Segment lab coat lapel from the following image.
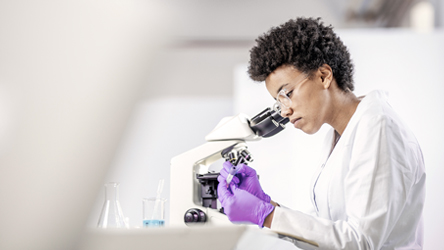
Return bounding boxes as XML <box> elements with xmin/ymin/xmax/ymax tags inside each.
<box><xmin>310</xmin><ymin>127</ymin><xmax>335</xmax><ymax>215</ymax></box>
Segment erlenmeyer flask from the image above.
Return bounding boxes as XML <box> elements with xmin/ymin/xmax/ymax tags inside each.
<box><xmin>97</xmin><ymin>182</ymin><xmax>128</xmax><ymax>228</ymax></box>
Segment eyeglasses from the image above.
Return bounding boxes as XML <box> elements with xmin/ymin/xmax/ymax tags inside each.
<box><xmin>273</xmin><ymin>74</ymin><xmax>309</xmax><ymax>113</ymax></box>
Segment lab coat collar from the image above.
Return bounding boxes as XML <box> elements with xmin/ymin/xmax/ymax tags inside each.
<box><xmin>341</xmin><ymin>89</ymin><xmax>390</xmax><ymax>141</ymax></box>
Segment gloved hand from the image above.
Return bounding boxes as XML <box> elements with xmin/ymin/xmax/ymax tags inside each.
<box><xmin>217</xmin><ymin>177</ymin><xmax>275</xmax><ymax>227</ymax></box>
<box><xmin>219</xmin><ymin>161</ymin><xmax>270</xmax><ymax>203</ymax></box>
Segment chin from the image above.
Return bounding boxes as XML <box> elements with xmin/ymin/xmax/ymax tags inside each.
<box><xmin>300</xmin><ymin>125</ymin><xmax>321</xmax><ymax>135</ymax></box>
<box><xmin>303</xmin><ymin>130</ymin><xmax>317</xmax><ymax>135</ymax></box>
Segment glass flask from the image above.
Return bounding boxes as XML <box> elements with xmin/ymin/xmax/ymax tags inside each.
<box><xmin>97</xmin><ymin>182</ymin><xmax>128</xmax><ymax>229</ymax></box>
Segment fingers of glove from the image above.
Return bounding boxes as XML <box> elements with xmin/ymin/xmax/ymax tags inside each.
<box><xmin>235</xmin><ymin>165</ymin><xmax>259</xmax><ymax>189</ymax></box>
<box><xmin>233</xmin><ymin>165</ymin><xmax>263</xmax><ymax>194</ymax></box>
<box><xmin>217</xmin><ymin>173</ymin><xmax>225</xmax><ymax>183</ymax></box>
<box><xmin>217</xmin><ymin>177</ymin><xmax>232</xmax><ymax>204</ymax></box>
<box><xmin>229</xmin><ymin>180</ymin><xmax>238</xmax><ymax>192</ymax></box>
<box><xmin>217</xmin><ymin>173</ymin><xmax>240</xmax><ymax>187</ymax></box>
<box><xmin>219</xmin><ymin>165</ymin><xmax>229</xmax><ymax>178</ymax></box>
<box><xmin>235</xmin><ymin>163</ymin><xmax>257</xmax><ymax>177</ymax></box>
<box><xmin>219</xmin><ymin>161</ymin><xmax>240</xmax><ymax>184</ymax></box>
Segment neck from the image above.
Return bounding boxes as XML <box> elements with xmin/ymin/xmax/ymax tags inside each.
<box><xmin>326</xmin><ymin>90</ymin><xmax>360</xmax><ymax>136</ymax></box>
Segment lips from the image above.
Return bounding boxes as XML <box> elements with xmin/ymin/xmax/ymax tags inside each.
<box><xmin>291</xmin><ymin>117</ymin><xmax>302</xmax><ymax>127</ymax></box>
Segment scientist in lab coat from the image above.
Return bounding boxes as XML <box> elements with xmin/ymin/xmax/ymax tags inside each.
<box><xmin>217</xmin><ymin>17</ymin><xmax>425</xmax><ymax>249</ymax></box>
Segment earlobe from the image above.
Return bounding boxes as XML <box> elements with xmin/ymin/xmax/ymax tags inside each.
<box><xmin>323</xmin><ymin>78</ymin><xmax>331</xmax><ymax>89</ymax></box>
<box><xmin>319</xmin><ymin>72</ymin><xmax>331</xmax><ymax>89</ymax></box>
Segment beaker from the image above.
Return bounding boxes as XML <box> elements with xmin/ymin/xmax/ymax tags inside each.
<box><xmin>97</xmin><ymin>182</ymin><xmax>128</xmax><ymax>229</ymax></box>
<box><xmin>143</xmin><ymin>197</ymin><xmax>166</xmax><ymax>227</ymax></box>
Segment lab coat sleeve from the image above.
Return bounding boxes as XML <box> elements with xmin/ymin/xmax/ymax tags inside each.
<box><xmin>271</xmin><ymin>114</ymin><xmax>416</xmax><ymax>249</ymax></box>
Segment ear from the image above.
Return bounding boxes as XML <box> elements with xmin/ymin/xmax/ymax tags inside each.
<box><xmin>318</xmin><ymin>64</ymin><xmax>333</xmax><ymax>89</ymax></box>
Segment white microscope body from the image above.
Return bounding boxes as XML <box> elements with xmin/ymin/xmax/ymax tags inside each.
<box><xmin>170</xmin><ymin>108</ymin><xmax>289</xmax><ymax>227</ymax></box>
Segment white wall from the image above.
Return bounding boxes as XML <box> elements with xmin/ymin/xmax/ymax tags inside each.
<box><xmin>235</xmin><ymin>30</ymin><xmax>444</xmax><ymax>249</ymax></box>
<box><xmin>160</xmin><ymin>0</ymin><xmax>340</xmax><ymax>39</ymax></box>
<box><xmin>141</xmin><ymin>0</ymin><xmax>342</xmax><ymax>100</ymax></box>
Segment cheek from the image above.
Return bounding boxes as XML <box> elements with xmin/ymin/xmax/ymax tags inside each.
<box><xmin>297</xmin><ymin>91</ymin><xmax>325</xmax><ymax>133</ymax></box>
<box><xmin>297</xmin><ymin>91</ymin><xmax>321</xmax><ymax>116</ymax></box>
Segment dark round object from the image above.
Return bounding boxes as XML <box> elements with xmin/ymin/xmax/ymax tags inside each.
<box><xmin>184</xmin><ymin>208</ymin><xmax>207</xmax><ymax>225</ymax></box>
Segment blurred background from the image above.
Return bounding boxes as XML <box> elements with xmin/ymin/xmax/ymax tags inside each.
<box><xmin>0</xmin><ymin>0</ymin><xmax>443</xmax><ymax>249</ymax></box>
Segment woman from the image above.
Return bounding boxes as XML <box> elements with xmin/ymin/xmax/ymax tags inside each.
<box><xmin>217</xmin><ymin>17</ymin><xmax>425</xmax><ymax>249</ymax></box>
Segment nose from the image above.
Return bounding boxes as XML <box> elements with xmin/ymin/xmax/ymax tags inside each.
<box><xmin>280</xmin><ymin>107</ymin><xmax>293</xmax><ymax>118</ymax></box>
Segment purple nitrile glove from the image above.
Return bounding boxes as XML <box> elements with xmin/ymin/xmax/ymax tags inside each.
<box><xmin>219</xmin><ymin>161</ymin><xmax>271</xmax><ymax>203</ymax></box>
<box><xmin>217</xmin><ymin>177</ymin><xmax>275</xmax><ymax>227</ymax></box>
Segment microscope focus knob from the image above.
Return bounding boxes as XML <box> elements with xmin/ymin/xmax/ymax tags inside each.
<box><xmin>184</xmin><ymin>208</ymin><xmax>207</xmax><ymax>225</ymax></box>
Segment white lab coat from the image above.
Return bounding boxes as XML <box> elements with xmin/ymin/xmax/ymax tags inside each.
<box><xmin>270</xmin><ymin>90</ymin><xmax>426</xmax><ymax>250</ymax></box>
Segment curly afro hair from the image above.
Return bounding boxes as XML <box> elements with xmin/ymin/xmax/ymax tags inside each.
<box><xmin>248</xmin><ymin>17</ymin><xmax>354</xmax><ymax>91</ymax></box>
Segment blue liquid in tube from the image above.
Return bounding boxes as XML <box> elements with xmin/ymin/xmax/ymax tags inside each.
<box><xmin>143</xmin><ymin>219</ymin><xmax>165</xmax><ymax>227</ymax></box>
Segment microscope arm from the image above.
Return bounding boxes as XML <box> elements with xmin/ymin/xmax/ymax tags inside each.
<box><xmin>170</xmin><ymin>108</ymin><xmax>289</xmax><ymax>226</ymax></box>
<box><xmin>170</xmin><ymin>140</ymin><xmax>245</xmax><ymax>226</ymax></box>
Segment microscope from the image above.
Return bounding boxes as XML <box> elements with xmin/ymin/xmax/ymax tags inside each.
<box><xmin>170</xmin><ymin>107</ymin><xmax>289</xmax><ymax>227</ymax></box>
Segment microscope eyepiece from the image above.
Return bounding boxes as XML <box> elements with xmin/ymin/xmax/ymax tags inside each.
<box><xmin>249</xmin><ymin>107</ymin><xmax>289</xmax><ymax>138</ymax></box>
